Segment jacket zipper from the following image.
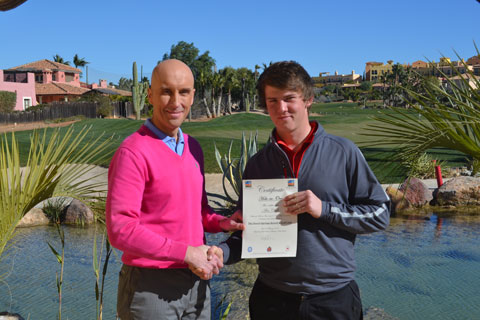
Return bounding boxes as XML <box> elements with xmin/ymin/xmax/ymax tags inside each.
<box><xmin>272</xmin><ymin>138</ymin><xmax>295</xmax><ymax>178</ymax></box>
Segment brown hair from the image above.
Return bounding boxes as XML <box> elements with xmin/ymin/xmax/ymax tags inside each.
<box><xmin>256</xmin><ymin>61</ymin><xmax>314</xmax><ymax>109</ymax></box>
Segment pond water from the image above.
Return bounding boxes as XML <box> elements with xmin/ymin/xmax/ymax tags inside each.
<box><xmin>0</xmin><ymin>213</ymin><xmax>479</xmax><ymax>319</ymax></box>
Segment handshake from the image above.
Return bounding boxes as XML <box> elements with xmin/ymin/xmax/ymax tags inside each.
<box><xmin>184</xmin><ymin>245</ymin><xmax>224</xmax><ymax>280</ymax></box>
<box><xmin>184</xmin><ymin>210</ymin><xmax>244</xmax><ymax>280</ymax></box>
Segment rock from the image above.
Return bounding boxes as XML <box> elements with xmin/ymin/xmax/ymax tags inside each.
<box><xmin>364</xmin><ymin>307</ymin><xmax>398</xmax><ymax>320</ymax></box>
<box><xmin>435</xmin><ymin>176</ymin><xmax>480</xmax><ymax>207</ymax></box>
<box><xmin>0</xmin><ymin>312</ymin><xmax>25</xmax><ymax>320</ymax></box>
<box><xmin>16</xmin><ymin>208</ymin><xmax>50</xmax><ymax>227</ymax></box>
<box><xmin>64</xmin><ymin>199</ymin><xmax>94</xmax><ymax>224</ymax></box>
<box><xmin>399</xmin><ymin>177</ymin><xmax>433</xmax><ymax>207</ymax></box>
<box><xmin>386</xmin><ymin>186</ymin><xmax>410</xmax><ymax>213</ymax></box>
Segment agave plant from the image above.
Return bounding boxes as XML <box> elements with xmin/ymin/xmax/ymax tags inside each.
<box><xmin>361</xmin><ymin>47</ymin><xmax>480</xmax><ymax>170</ymax></box>
<box><xmin>214</xmin><ymin>131</ymin><xmax>258</xmax><ymax>205</ymax></box>
<box><xmin>0</xmin><ymin>125</ymin><xmax>113</xmax><ymax>265</ymax></box>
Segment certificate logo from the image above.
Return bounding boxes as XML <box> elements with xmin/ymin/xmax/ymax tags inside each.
<box><xmin>286</xmin><ymin>246</ymin><xmax>290</xmax><ymax>252</ymax></box>
<box><xmin>288</xmin><ymin>179</ymin><xmax>295</xmax><ymax>187</ymax></box>
<box><xmin>245</xmin><ymin>181</ymin><xmax>252</xmax><ymax>188</ymax></box>
<box><xmin>267</xmin><ymin>246</ymin><xmax>272</xmax><ymax>252</ymax></box>
<box><xmin>248</xmin><ymin>247</ymin><xmax>253</xmax><ymax>252</ymax></box>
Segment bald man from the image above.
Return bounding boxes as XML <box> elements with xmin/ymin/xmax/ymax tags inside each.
<box><xmin>106</xmin><ymin>59</ymin><xmax>243</xmax><ymax>320</ymax></box>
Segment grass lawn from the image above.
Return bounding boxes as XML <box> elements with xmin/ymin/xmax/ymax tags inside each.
<box><xmin>4</xmin><ymin>103</ymin><xmax>470</xmax><ymax>184</ymax></box>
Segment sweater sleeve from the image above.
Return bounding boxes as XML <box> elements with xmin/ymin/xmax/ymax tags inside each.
<box><xmin>106</xmin><ymin>148</ymin><xmax>187</xmax><ymax>263</ymax></box>
<box><xmin>201</xmin><ymin>189</ymin><xmax>224</xmax><ymax>233</ymax></box>
<box><xmin>320</xmin><ymin>145</ymin><xmax>390</xmax><ymax>234</ymax></box>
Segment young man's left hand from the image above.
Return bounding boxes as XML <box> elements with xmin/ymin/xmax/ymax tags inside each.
<box><xmin>283</xmin><ymin>190</ymin><xmax>323</xmax><ymax>218</ymax></box>
<box><xmin>219</xmin><ymin>210</ymin><xmax>245</xmax><ymax>231</ymax></box>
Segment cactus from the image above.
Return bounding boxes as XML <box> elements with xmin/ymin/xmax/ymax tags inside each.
<box><xmin>132</xmin><ymin>62</ymin><xmax>149</xmax><ymax>120</ymax></box>
<box><xmin>214</xmin><ymin>131</ymin><xmax>258</xmax><ymax>205</ymax></box>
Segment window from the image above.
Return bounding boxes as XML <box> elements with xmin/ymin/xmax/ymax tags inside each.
<box><xmin>3</xmin><ymin>72</ymin><xmax>27</xmax><ymax>83</ymax></box>
<box><xmin>52</xmin><ymin>74</ymin><xmax>57</xmax><ymax>81</ymax></box>
<box><xmin>35</xmin><ymin>74</ymin><xmax>44</xmax><ymax>83</ymax></box>
<box><xmin>65</xmin><ymin>73</ymin><xmax>74</xmax><ymax>82</ymax></box>
<box><xmin>23</xmin><ymin>97</ymin><xmax>32</xmax><ymax>110</ymax></box>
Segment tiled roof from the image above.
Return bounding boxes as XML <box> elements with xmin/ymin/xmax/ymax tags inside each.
<box><xmin>466</xmin><ymin>56</ymin><xmax>480</xmax><ymax>66</ymax></box>
<box><xmin>9</xmin><ymin>59</ymin><xmax>81</xmax><ymax>73</ymax></box>
<box><xmin>106</xmin><ymin>87</ymin><xmax>132</xmax><ymax>96</ymax></box>
<box><xmin>35</xmin><ymin>82</ymin><xmax>91</xmax><ymax>95</ymax></box>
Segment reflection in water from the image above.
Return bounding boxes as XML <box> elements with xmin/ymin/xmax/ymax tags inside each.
<box><xmin>0</xmin><ymin>214</ymin><xmax>479</xmax><ymax>319</ymax></box>
<box><xmin>356</xmin><ymin>213</ymin><xmax>480</xmax><ymax>320</ymax></box>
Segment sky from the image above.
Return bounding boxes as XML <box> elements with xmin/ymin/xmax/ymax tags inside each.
<box><xmin>1</xmin><ymin>0</ymin><xmax>479</xmax><ymax>85</ymax></box>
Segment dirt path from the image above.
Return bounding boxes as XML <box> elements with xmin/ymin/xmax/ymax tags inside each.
<box><xmin>0</xmin><ymin>120</ymin><xmax>79</xmax><ymax>133</ymax></box>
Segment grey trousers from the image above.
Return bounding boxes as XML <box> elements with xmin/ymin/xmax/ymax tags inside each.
<box><xmin>117</xmin><ymin>264</ymin><xmax>211</xmax><ymax>320</ymax></box>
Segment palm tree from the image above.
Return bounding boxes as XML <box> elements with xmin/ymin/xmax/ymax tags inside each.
<box><xmin>0</xmin><ymin>126</ymin><xmax>113</xmax><ymax>266</ymax></box>
<box><xmin>198</xmin><ymin>69</ymin><xmax>213</xmax><ymax>118</ymax></box>
<box><xmin>53</xmin><ymin>54</ymin><xmax>70</xmax><ymax>66</ymax></box>
<box><xmin>221</xmin><ymin>67</ymin><xmax>240</xmax><ymax>115</ymax></box>
<box><xmin>211</xmin><ymin>72</ymin><xmax>225</xmax><ymax>117</ymax></box>
<box><xmin>361</xmin><ymin>50</ymin><xmax>480</xmax><ymax>174</ymax></box>
<box><xmin>73</xmin><ymin>54</ymin><xmax>89</xmax><ymax>69</ymax></box>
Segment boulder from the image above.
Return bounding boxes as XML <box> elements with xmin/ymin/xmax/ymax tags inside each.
<box><xmin>399</xmin><ymin>177</ymin><xmax>433</xmax><ymax>206</ymax></box>
<box><xmin>435</xmin><ymin>176</ymin><xmax>480</xmax><ymax>207</ymax></box>
<box><xmin>64</xmin><ymin>199</ymin><xmax>94</xmax><ymax>224</ymax></box>
<box><xmin>386</xmin><ymin>186</ymin><xmax>410</xmax><ymax>213</ymax></box>
<box><xmin>16</xmin><ymin>208</ymin><xmax>50</xmax><ymax>227</ymax></box>
<box><xmin>0</xmin><ymin>312</ymin><xmax>25</xmax><ymax>320</ymax></box>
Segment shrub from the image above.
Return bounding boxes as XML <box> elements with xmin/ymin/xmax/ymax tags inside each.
<box><xmin>25</xmin><ymin>103</ymin><xmax>49</xmax><ymax>112</ymax></box>
<box><xmin>79</xmin><ymin>93</ymin><xmax>113</xmax><ymax>118</ymax></box>
<box><xmin>43</xmin><ymin>197</ymin><xmax>67</xmax><ymax>223</ymax></box>
<box><xmin>402</xmin><ymin>153</ymin><xmax>443</xmax><ymax>179</ymax></box>
<box><xmin>214</xmin><ymin>131</ymin><xmax>258</xmax><ymax>206</ymax></box>
<box><xmin>0</xmin><ymin>91</ymin><xmax>16</xmax><ymax>113</ymax></box>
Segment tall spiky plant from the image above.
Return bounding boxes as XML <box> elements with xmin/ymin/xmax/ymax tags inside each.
<box><xmin>360</xmin><ymin>46</ymin><xmax>480</xmax><ymax>170</ymax></box>
<box><xmin>214</xmin><ymin>131</ymin><xmax>258</xmax><ymax>205</ymax></box>
<box><xmin>0</xmin><ymin>125</ymin><xmax>113</xmax><ymax>265</ymax></box>
<box><xmin>93</xmin><ymin>228</ymin><xmax>112</xmax><ymax>320</ymax></box>
<box><xmin>132</xmin><ymin>62</ymin><xmax>149</xmax><ymax>120</ymax></box>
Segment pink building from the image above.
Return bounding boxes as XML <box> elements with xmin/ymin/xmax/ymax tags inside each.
<box><xmin>6</xmin><ymin>59</ymin><xmax>89</xmax><ymax>103</ymax></box>
<box><xmin>0</xmin><ymin>69</ymin><xmax>37</xmax><ymax>111</ymax></box>
<box><xmin>1</xmin><ymin>59</ymin><xmax>131</xmax><ymax>110</ymax></box>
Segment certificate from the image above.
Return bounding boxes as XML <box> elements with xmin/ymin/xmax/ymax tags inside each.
<box><xmin>241</xmin><ymin>178</ymin><xmax>298</xmax><ymax>259</ymax></box>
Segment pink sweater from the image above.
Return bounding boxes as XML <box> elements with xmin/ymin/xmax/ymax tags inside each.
<box><xmin>106</xmin><ymin>125</ymin><xmax>224</xmax><ymax>269</ymax></box>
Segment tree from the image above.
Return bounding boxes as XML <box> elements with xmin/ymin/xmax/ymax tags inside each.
<box><xmin>0</xmin><ymin>91</ymin><xmax>16</xmax><ymax>113</ymax></box>
<box><xmin>73</xmin><ymin>54</ymin><xmax>89</xmax><ymax>69</ymax></box>
<box><xmin>162</xmin><ymin>41</ymin><xmax>199</xmax><ymax>68</ymax></box>
<box><xmin>162</xmin><ymin>41</ymin><xmax>216</xmax><ymax>118</ymax></box>
<box><xmin>220</xmin><ymin>67</ymin><xmax>240</xmax><ymax>114</ymax></box>
<box><xmin>0</xmin><ymin>126</ymin><xmax>113</xmax><ymax>267</ymax></box>
<box><xmin>73</xmin><ymin>54</ymin><xmax>89</xmax><ymax>79</ymax></box>
<box><xmin>162</xmin><ymin>41</ymin><xmax>215</xmax><ymax>82</ymax></box>
<box><xmin>210</xmin><ymin>72</ymin><xmax>225</xmax><ymax>117</ymax></box>
<box><xmin>236</xmin><ymin>67</ymin><xmax>255</xmax><ymax>111</ymax></box>
<box><xmin>197</xmin><ymin>69</ymin><xmax>213</xmax><ymax>118</ymax></box>
<box><xmin>360</xmin><ymin>81</ymin><xmax>372</xmax><ymax>92</ymax></box>
<box><xmin>53</xmin><ymin>54</ymin><xmax>70</xmax><ymax>66</ymax></box>
<box><xmin>362</xmin><ymin>50</ymin><xmax>480</xmax><ymax>175</ymax></box>
<box><xmin>116</xmin><ymin>77</ymin><xmax>133</xmax><ymax>91</ymax></box>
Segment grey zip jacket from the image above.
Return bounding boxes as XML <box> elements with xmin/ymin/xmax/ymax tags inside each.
<box><xmin>219</xmin><ymin>121</ymin><xmax>390</xmax><ymax>295</ymax></box>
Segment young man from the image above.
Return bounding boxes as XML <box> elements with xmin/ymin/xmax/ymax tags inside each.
<box><xmin>106</xmin><ymin>59</ymin><xmax>243</xmax><ymax>320</ymax></box>
<box><xmin>217</xmin><ymin>61</ymin><xmax>390</xmax><ymax>320</ymax></box>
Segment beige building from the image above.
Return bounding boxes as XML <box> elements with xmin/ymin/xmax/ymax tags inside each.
<box><xmin>365</xmin><ymin>61</ymin><xmax>394</xmax><ymax>81</ymax></box>
<box><xmin>312</xmin><ymin>70</ymin><xmax>361</xmax><ymax>87</ymax></box>
<box><xmin>411</xmin><ymin>57</ymin><xmax>473</xmax><ymax>78</ymax></box>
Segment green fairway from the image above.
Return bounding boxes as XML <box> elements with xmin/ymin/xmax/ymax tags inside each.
<box><xmin>4</xmin><ymin>106</ymin><xmax>470</xmax><ymax>183</ymax></box>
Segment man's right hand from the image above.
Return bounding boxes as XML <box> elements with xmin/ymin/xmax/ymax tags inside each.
<box><xmin>184</xmin><ymin>245</ymin><xmax>223</xmax><ymax>280</ymax></box>
<box><xmin>206</xmin><ymin>245</ymin><xmax>223</xmax><ymax>265</ymax></box>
